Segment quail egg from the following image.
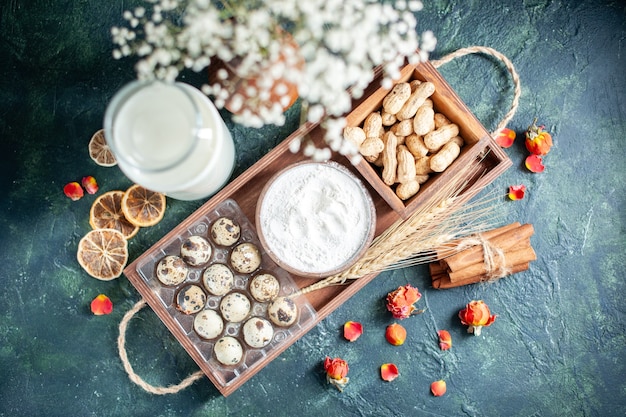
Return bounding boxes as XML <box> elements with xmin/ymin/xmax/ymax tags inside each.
<box><xmin>180</xmin><ymin>235</ymin><xmax>212</xmax><ymax>267</ymax></box>
<box><xmin>156</xmin><ymin>255</ymin><xmax>188</xmax><ymax>286</ymax></box>
<box><xmin>230</xmin><ymin>242</ymin><xmax>261</xmax><ymax>274</ymax></box>
<box><xmin>210</xmin><ymin>217</ymin><xmax>241</xmax><ymax>247</ymax></box>
<box><xmin>219</xmin><ymin>292</ymin><xmax>251</xmax><ymax>323</ymax></box>
<box><xmin>202</xmin><ymin>263</ymin><xmax>234</xmax><ymax>296</ymax></box>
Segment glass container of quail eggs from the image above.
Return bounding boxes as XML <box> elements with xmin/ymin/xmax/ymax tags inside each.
<box><xmin>135</xmin><ymin>199</ymin><xmax>317</xmax><ymax>387</ymax></box>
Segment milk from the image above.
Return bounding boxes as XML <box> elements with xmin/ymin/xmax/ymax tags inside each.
<box><xmin>104</xmin><ymin>81</ymin><xmax>235</xmax><ymax>200</ymax></box>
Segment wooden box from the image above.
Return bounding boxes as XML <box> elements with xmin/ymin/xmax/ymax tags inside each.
<box><xmin>123</xmin><ymin>60</ymin><xmax>511</xmax><ymax>396</ymax></box>
<box><xmin>346</xmin><ymin>61</ymin><xmax>511</xmax><ymax>219</ymax></box>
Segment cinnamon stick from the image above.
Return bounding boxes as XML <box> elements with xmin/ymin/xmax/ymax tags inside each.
<box><xmin>432</xmin><ymin>262</ymin><xmax>530</xmax><ymax>289</ymax></box>
<box><xmin>435</xmin><ymin>222</ymin><xmax>521</xmax><ymax>260</ymax></box>
<box><xmin>443</xmin><ymin>223</ymin><xmax>535</xmax><ymax>273</ymax></box>
<box><xmin>448</xmin><ymin>245</ymin><xmax>536</xmax><ymax>282</ymax></box>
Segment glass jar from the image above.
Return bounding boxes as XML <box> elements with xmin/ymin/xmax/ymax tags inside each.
<box><xmin>104</xmin><ymin>81</ymin><xmax>235</xmax><ymax>200</ymax></box>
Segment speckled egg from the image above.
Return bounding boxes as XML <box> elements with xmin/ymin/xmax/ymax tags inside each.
<box><xmin>202</xmin><ymin>263</ymin><xmax>234</xmax><ymax>296</ymax></box>
<box><xmin>219</xmin><ymin>292</ymin><xmax>251</xmax><ymax>323</ymax></box>
<box><xmin>176</xmin><ymin>284</ymin><xmax>206</xmax><ymax>315</ymax></box>
<box><xmin>230</xmin><ymin>242</ymin><xmax>262</xmax><ymax>274</ymax></box>
<box><xmin>249</xmin><ymin>273</ymin><xmax>280</xmax><ymax>302</ymax></box>
<box><xmin>267</xmin><ymin>296</ymin><xmax>298</xmax><ymax>327</ymax></box>
<box><xmin>180</xmin><ymin>235</ymin><xmax>212</xmax><ymax>267</ymax></box>
<box><xmin>242</xmin><ymin>317</ymin><xmax>274</xmax><ymax>348</ymax></box>
<box><xmin>214</xmin><ymin>336</ymin><xmax>243</xmax><ymax>366</ymax></box>
<box><xmin>155</xmin><ymin>255</ymin><xmax>188</xmax><ymax>286</ymax></box>
<box><xmin>210</xmin><ymin>217</ymin><xmax>241</xmax><ymax>247</ymax></box>
<box><xmin>193</xmin><ymin>309</ymin><xmax>224</xmax><ymax>339</ymax></box>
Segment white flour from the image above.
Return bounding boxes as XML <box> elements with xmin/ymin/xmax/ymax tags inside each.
<box><xmin>258</xmin><ymin>162</ymin><xmax>374</xmax><ymax>275</ymax></box>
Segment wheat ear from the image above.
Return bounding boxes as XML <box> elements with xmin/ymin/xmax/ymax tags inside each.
<box><xmin>293</xmin><ymin>159</ymin><xmax>503</xmax><ymax>297</ymax></box>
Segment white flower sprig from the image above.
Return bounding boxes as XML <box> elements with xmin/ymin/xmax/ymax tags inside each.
<box><xmin>111</xmin><ymin>0</ymin><xmax>436</xmax><ymax>161</ymax></box>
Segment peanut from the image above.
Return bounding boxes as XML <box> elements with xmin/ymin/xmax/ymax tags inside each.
<box><xmin>450</xmin><ymin>135</ymin><xmax>464</xmax><ymax>147</ymax></box>
<box><xmin>413</xmin><ymin>105</ymin><xmax>436</xmax><ymax>136</ymax></box>
<box><xmin>424</xmin><ymin>123</ymin><xmax>460</xmax><ymax>152</ymax></box>
<box><xmin>434</xmin><ymin>113</ymin><xmax>451</xmax><ymax>129</ymax></box>
<box><xmin>359</xmin><ymin>137</ymin><xmax>384</xmax><ymax>157</ymax></box>
<box><xmin>415</xmin><ymin>156</ymin><xmax>433</xmax><ymax>175</ymax></box>
<box><xmin>396</xmin><ymin>145</ymin><xmax>417</xmax><ymax>184</ymax></box>
<box><xmin>366</xmin><ymin>153</ymin><xmax>384</xmax><ymax>167</ymax></box>
<box><xmin>405</xmin><ymin>134</ymin><xmax>429</xmax><ymax>158</ymax></box>
<box><xmin>391</xmin><ymin>119</ymin><xmax>414</xmax><ymax>137</ymax></box>
<box><xmin>396</xmin><ymin>81</ymin><xmax>436</xmax><ymax>120</ymax></box>
<box><xmin>382</xmin><ymin>83</ymin><xmax>411</xmax><ymax>115</ymax></box>
<box><xmin>430</xmin><ymin>141</ymin><xmax>461</xmax><ymax>172</ymax></box>
<box><xmin>343</xmin><ymin>126</ymin><xmax>366</xmax><ymax>147</ymax></box>
<box><xmin>409</xmin><ymin>80</ymin><xmax>422</xmax><ymax>91</ymax></box>
<box><xmin>381</xmin><ymin>131</ymin><xmax>398</xmax><ymax>186</ymax></box>
<box><xmin>396</xmin><ymin>179</ymin><xmax>420</xmax><ymax>200</ymax></box>
<box><xmin>381</xmin><ymin>111</ymin><xmax>397</xmax><ymax>126</ymax></box>
<box><xmin>416</xmin><ymin>174</ymin><xmax>430</xmax><ymax>184</ymax></box>
<box><xmin>363</xmin><ymin>112</ymin><xmax>383</xmax><ymax>139</ymax></box>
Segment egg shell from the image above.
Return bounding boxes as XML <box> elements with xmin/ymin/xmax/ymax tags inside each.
<box><xmin>267</xmin><ymin>296</ymin><xmax>298</xmax><ymax>327</ymax></box>
<box><xmin>242</xmin><ymin>317</ymin><xmax>274</xmax><ymax>348</ymax></box>
<box><xmin>181</xmin><ymin>235</ymin><xmax>212</xmax><ymax>267</ymax></box>
<box><xmin>214</xmin><ymin>336</ymin><xmax>243</xmax><ymax>366</ymax></box>
<box><xmin>230</xmin><ymin>242</ymin><xmax>262</xmax><ymax>274</ymax></box>
<box><xmin>219</xmin><ymin>292</ymin><xmax>251</xmax><ymax>323</ymax></box>
<box><xmin>202</xmin><ymin>263</ymin><xmax>235</xmax><ymax>296</ymax></box>
<box><xmin>176</xmin><ymin>284</ymin><xmax>206</xmax><ymax>315</ymax></box>
<box><xmin>249</xmin><ymin>273</ymin><xmax>280</xmax><ymax>302</ymax></box>
<box><xmin>193</xmin><ymin>309</ymin><xmax>224</xmax><ymax>339</ymax></box>
<box><xmin>156</xmin><ymin>255</ymin><xmax>188</xmax><ymax>286</ymax></box>
<box><xmin>210</xmin><ymin>217</ymin><xmax>241</xmax><ymax>247</ymax></box>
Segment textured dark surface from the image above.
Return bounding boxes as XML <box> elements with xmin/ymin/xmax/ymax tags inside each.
<box><xmin>1</xmin><ymin>1</ymin><xmax>625</xmax><ymax>416</ymax></box>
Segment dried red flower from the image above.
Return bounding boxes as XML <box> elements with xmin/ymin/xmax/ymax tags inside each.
<box><xmin>385</xmin><ymin>323</ymin><xmax>407</xmax><ymax>346</ymax></box>
<box><xmin>508</xmin><ymin>184</ymin><xmax>526</xmax><ymax>200</ymax></box>
<box><xmin>324</xmin><ymin>356</ymin><xmax>349</xmax><ymax>392</ymax></box>
<box><xmin>81</xmin><ymin>176</ymin><xmax>99</xmax><ymax>194</ymax></box>
<box><xmin>386</xmin><ymin>284</ymin><xmax>422</xmax><ymax>319</ymax></box>
<box><xmin>458</xmin><ymin>300</ymin><xmax>497</xmax><ymax>336</ymax></box>
<box><xmin>380</xmin><ymin>363</ymin><xmax>400</xmax><ymax>382</ymax></box>
<box><xmin>90</xmin><ymin>294</ymin><xmax>113</xmax><ymax>315</ymax></box>
<box><xmin>525</xmin><ymin>118</ymin><xmax>553</xmax><ymax>155</ymax></box>
<box><xmin>64</xmin><ymin>182</ymin><xmax>84</xmax><ymax>201</ymax></box>
<box><xmin>430</xmin><ymin>380</ymin><xmax>447</xmax><ymax>396</ymax></box>
<box><xmin>343</xmin><ymin>321</ymin><xmax>363</xmax><ymax>342</ymax></box>
<box><xmin>525</xmin><ymin>154</ymin><xmax>545</xmax><ymax>173</ymax></box>
<box><xmin>438</xmin><ymin>330</ymin><xmax>452</xmax><ymax>350</ymax></box>
<box><xmin>495</xmin><ymin>127</ymin><xmax>516</xmax><ymax>148</ymax></box>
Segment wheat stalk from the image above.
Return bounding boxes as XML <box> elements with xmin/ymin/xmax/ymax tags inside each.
<box><xmin>293</xmin><ymin>159</ymin><xmax>505</xmax><ymax>297</ymax></box>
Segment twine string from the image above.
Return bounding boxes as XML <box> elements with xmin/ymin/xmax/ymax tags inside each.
<box><xmin>431</xmin><ymin>45</ymin><xmax>521</xmax><ymax>137</ymax></box>
<box><xmin>117</xmin><ymin>299</ymin><xmax>204</xmax><ymax>395</ymax></box>
<box><xmin>117</xmin><ymin>45</ymin><xmax>521</xmax><ymax>395</ymax></box>
<box><xmin>448</xmin><ymin>233</ymin><xmax>511</xmax><ymax>280</ymax></box>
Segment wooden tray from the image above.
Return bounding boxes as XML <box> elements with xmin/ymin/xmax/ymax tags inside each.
<box><xmin>123</xmin><ymin>60</ymin><xmax>512</xmax><ymax>396</ymax></box>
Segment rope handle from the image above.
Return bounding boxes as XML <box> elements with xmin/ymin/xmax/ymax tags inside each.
<box><xmin>117</xmin><ymin>299</ymin><xmax>204</xmax><ymax>395</ymax></box>
<box><xmin>117</xmin><ymin>46</ymin><xmax>521</xmax><ymax>396</ymax></box>
<box><xmin>431</xmin><ymin>45</ymin><xmax>521</xmax><ymax>137</ymax></box>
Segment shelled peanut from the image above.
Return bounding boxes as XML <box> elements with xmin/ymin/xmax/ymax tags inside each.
<box><xmin>344</xmin><ymin>80</ymin><xmax>465</xmax><ymax>201</ymax></box>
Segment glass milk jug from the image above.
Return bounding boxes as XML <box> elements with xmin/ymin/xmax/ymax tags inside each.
<box><xmin>104</xmin><ymin>81</ymin><xmax>235</xmax><ymax>200</ymax></box>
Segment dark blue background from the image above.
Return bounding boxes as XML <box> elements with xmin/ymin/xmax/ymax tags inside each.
<box><xmin>1</xmin><ymin>1</ymin><xmax>624</xmax><ymax>416</ymax></box>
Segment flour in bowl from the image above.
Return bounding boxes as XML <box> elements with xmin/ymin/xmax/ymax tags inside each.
<box><xmin>257</xmin><ymin>162</ymin><xmax>375</xmax><ymax>276</ymax></box>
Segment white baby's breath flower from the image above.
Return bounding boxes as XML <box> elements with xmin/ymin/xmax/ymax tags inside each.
<box><xmin>111</xmin><ymin>0</ymin><xmax>434</xmax><ymax>160</ymax></box>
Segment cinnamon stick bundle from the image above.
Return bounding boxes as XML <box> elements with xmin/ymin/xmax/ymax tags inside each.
<box><xmin>431</xmin><ymin>222</ymin><xmax>536</xmax><ymax>289</ymax></box>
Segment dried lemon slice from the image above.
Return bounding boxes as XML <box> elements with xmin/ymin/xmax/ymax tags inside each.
<box><xmin>88</xmin><ymin>129</ymin><xmax>117</xmax><ymax>167</ymax></box>
<box><xmin>77</xmin><ymin>228</ymin><xmax>128</xmax><ymax>280</ymax></box>
<box><xmin>90</xmin><ymin>190</ymin><xmax>140</xmax><ymax>239</ymax></box>
<box><xmin>121</xmin><ymin>184</ymin><xmax>166</xmax><ymax>227</ymax></box>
